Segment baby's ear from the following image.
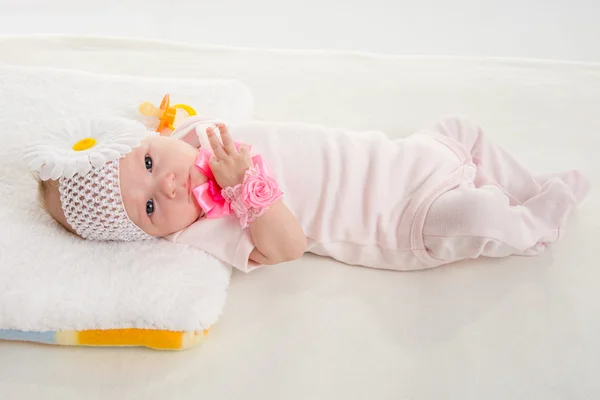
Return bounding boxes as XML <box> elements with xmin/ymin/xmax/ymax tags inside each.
<box><xmin>41</xmin><ymin>180</ymin><xmax>77</xmax><ymax>235</ymax></box>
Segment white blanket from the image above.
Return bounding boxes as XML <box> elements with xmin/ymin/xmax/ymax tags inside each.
<box><xmin>0</xmin><ymin>36</ymin><xmax>599</xmax><ymax>399</ymax></box>
<box><xmin>0</xmin><ymin>65</ymin><xmax>254</xmax><ymax>332</ymax></box>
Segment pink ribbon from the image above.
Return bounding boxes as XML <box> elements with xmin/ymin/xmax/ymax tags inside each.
<box><xmin>192</xmin><ymin>143</ymin><xmax>269</xmax><ymax>219</ymax></box>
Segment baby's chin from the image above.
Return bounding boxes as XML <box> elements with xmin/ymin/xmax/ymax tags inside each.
<box><xmin>150</xmin><ymin>207</ymin><xmax>203</xmax><ymax>238</ymax></box>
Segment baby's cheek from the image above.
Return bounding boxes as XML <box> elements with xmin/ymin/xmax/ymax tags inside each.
<box><xmin>164</xmin><ymin>202</ymin><xmax>199</xmax><ymax>233</ymax></box>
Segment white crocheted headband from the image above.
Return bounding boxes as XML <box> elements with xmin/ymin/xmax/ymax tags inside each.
<box><xmin>25</xmin><ymin>118</ymin><xmax>158</xmax><ymax>241</ymax></box>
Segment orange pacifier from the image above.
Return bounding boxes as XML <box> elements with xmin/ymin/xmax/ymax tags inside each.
<box><xmin>139</xmin><ymin>94</ymin><xmax>196</xmax><ymax>132</ymax></box>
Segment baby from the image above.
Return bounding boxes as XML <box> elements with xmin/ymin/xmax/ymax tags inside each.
<box><xmin>30</xmin><ymin>115</ymin><xmax>589</xmax><ymax>273</ymax></box>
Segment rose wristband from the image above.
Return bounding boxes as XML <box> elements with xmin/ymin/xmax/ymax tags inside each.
<box><xmin>221</xmin><ymin>167</ymin><xmax>283</xmax><ymax>228</ymax></box>
<box><xmin>193</xmin><ymin>148</ymin><xmax>280</xmax><ymax>224</ymax></box>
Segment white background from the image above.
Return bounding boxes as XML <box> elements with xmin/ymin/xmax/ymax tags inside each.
<box><xmin>0</xmin><ymin>0</ymin><xmax>599</xmax><ymax>62</ymax></box>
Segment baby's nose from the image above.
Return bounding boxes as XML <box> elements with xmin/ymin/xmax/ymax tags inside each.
<box><xmin>161</xmin><ymin>173</ymin><xmax>176</xmax><ymax>199</ymax></box>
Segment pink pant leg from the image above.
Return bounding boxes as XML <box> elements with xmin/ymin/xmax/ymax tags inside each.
<box><xmin>422</xmin><ymin>179</ymin><xmax>577</xmax><ymax>263</ymax></box>
<box><xmin>429</xmin><ymin>115</ymin><xmax>589</xmax><ymax>205</ymax></box>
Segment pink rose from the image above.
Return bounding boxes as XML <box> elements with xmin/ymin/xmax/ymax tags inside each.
<box><xmin>242</xmin><ymin>173</ymin><xmax>282</xmax><ymax>208</ymax></box>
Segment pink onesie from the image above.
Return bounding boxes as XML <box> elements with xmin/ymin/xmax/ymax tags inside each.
<box><xmin>166</xmin><ymin>115</ymin><xmax>588</xmax><ymax>272</ymax></box>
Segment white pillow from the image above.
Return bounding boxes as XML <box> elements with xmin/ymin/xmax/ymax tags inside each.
<box><xmin>0</xmin><ymin>66</ymin><xmax>252</xmax><ymax>334</ymax></box>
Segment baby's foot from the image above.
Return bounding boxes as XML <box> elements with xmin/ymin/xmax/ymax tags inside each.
<box><xmin>537</xmin><ymin>170</ymin><xmax>590</xmax><ymax>205</ymax></box>
<box><xmin>534</xmin><ymin>178</ymin><xmax>580</xmax><ymax>241</ymax></box>
<box><xmin>520</xmin><ymin>241</ymin><xmax>548</xmax><ymax>256</ymax></box>
<box><xmin>561</xmin><ymin>170</ymin><xmax>589</xmax><ymax>205</ymax></box>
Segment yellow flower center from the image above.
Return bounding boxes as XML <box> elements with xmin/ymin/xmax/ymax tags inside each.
<box><xmin>72</xmin><ymin>137</ymin><xmax>97</xmax><ymax>151</ymax></box>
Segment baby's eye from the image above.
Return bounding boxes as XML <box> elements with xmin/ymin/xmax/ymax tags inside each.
<box><xmin>146</xmin><ymin>199</ymin><xmax>155</xmax><ymax>216</ymax></box>
<box><xmin>145</xmin><ymin>155</ymin><xmax>153</xmax><ymax>172</ymax></box>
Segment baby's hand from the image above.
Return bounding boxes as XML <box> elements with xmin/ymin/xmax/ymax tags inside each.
<box><xmin>207</xmin><ymin>123</ymin><xmax>254</xmax><ymax>188</ymax></box>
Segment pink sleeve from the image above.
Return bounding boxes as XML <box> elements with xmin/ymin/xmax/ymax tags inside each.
<box><xmin>166</xmin><ymin>217</ymin><xmax>262</xmax><ymax>273</ymax></box>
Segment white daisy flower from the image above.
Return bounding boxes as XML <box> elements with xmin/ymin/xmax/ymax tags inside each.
<box><xmin>24</xmin><ymin>118</ymin><xmax>157</xmax><ymax>181</ymax></box>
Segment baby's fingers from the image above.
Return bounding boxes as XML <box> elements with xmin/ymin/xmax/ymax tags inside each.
<box><xmin>206</xmin><ymin>127</ymin><xmax>227</xmax><ymax>160</ymax></box>
<box><xmin>238</xmin><ymin>144</ymin><xmax>254</xmax><ymax>168</ymax></box>
<box><xmin>238</xmin><ymin>143</ymin><xmax>250</xmax><ymax>155</ymax></box>
<box><xmin>218</xmin><ymin>123</ymin><xmax>236</xmax><ymax>155</ymax></box>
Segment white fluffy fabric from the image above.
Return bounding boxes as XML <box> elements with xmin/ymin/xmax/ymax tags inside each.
<box><xmin>0</xmin><ymin>66</ymin><xmax>254</xmax><ymax>331</ymax></box>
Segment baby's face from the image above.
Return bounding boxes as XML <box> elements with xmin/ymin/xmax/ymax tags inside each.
<box><xmin>119</xmin><ymin>135</ymin><xmax>207</xmax><ymax>237</ymax></box>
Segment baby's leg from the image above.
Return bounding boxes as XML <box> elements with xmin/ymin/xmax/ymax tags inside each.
<box><xmin>422</xmin><ymin>179</ymin><xmax>576</xmax><ymax>263</ymax></box>
<box><xmin>429</xmin><ymin>115</ymin><xmax>588</xmax><ymax>205</ymax></box>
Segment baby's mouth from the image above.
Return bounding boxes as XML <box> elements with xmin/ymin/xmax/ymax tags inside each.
<box><xmin>187</xmin><ymin>175</ymin><xmax>195</xmax><ymax>202</ymax></box>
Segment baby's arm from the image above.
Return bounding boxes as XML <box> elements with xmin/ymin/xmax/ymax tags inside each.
<box><xmin>248</xmin><ymin>200</ymin><xmax>307</xmax><ymax>264</ymax></box>
<box><xmin>206</xmin><ymin>125</ymin><xmax>306</xmax><ymax>265</ymax></box>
